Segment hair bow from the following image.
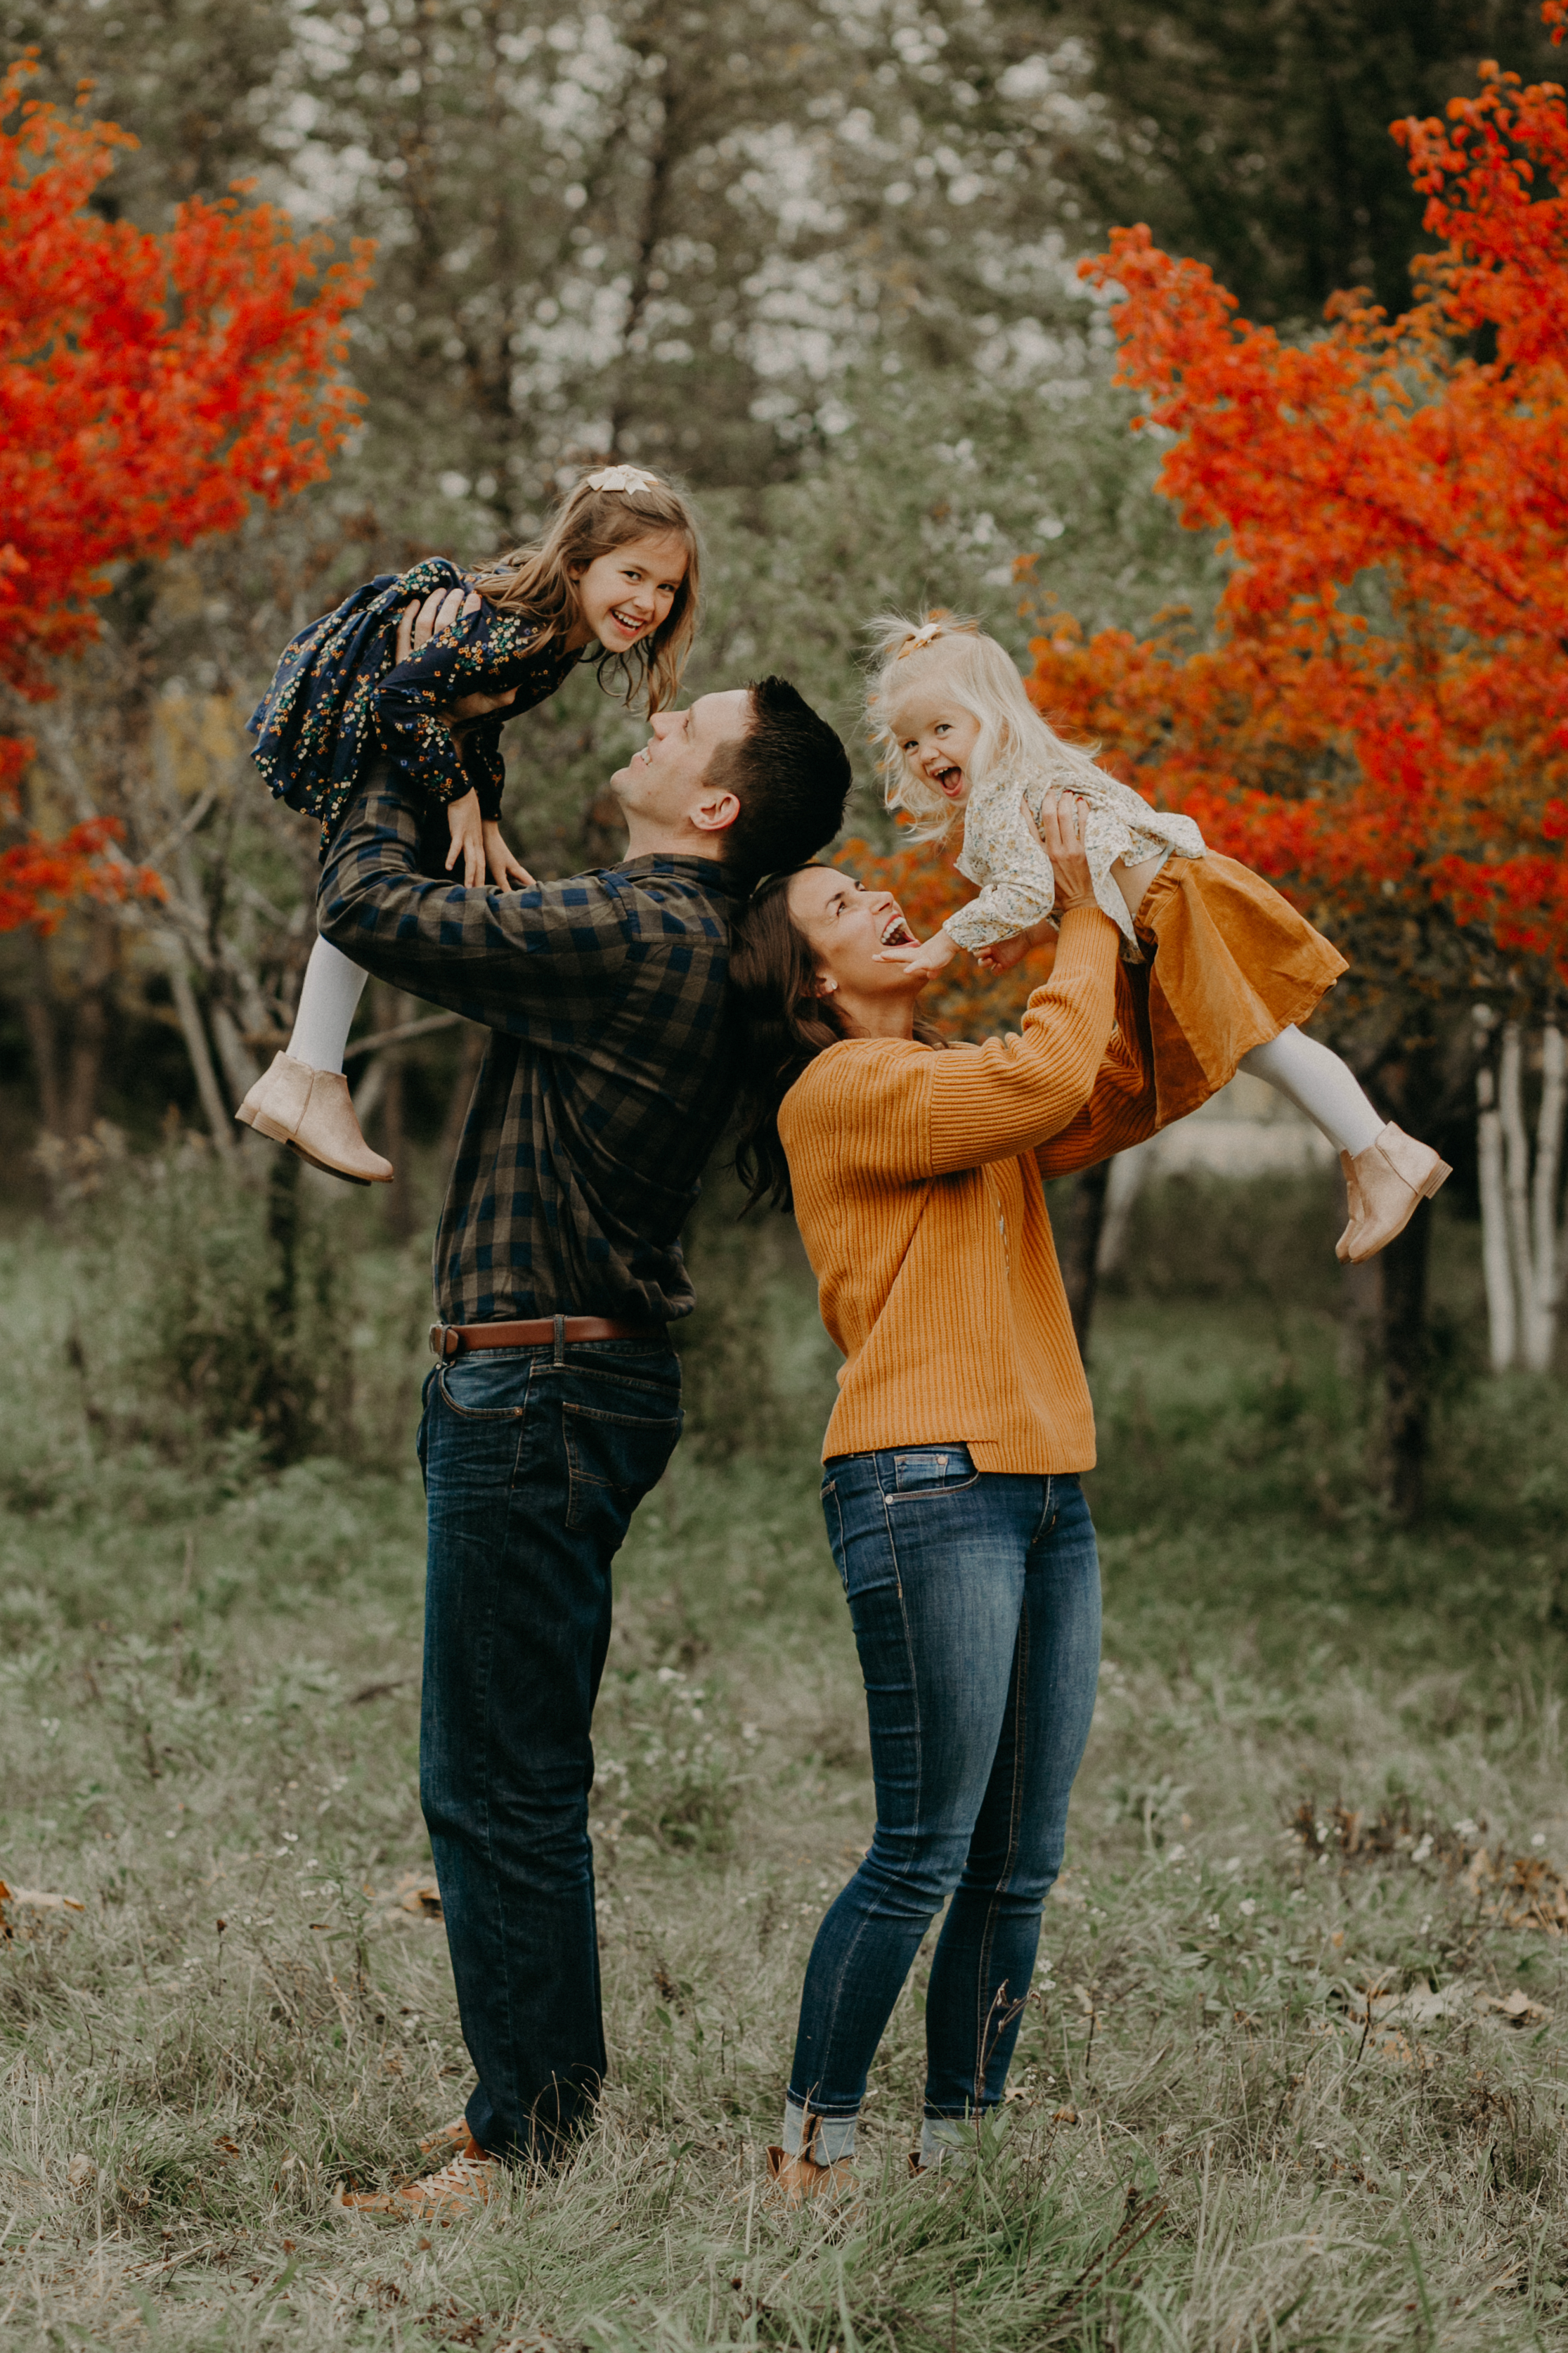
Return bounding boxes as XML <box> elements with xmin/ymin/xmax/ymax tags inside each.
<box><xmin>896</xmin><ymin>619</ymin><xmax>945</xmax><ymax>660</ymax></box>
<box><xmin>585</xmin><ymin>465</ymin><xmax>664</xmax><ymax>496</ymax></box>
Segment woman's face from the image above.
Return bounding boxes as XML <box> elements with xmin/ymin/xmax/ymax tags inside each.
<box><xmin>570</xmin><ymin>532</ymin><xmax>689</xmax><ymax>655</ymax></box>
<box><xmin>786</xmin><ymin>867</ymin><xmax>921</xmax><ymax>1010</ymax></box>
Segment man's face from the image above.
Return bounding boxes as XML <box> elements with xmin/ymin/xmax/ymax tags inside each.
<box><xmin>611</xmin><ymin>688</ymin><xmax>753</xmax><ymax>836</ymax></box>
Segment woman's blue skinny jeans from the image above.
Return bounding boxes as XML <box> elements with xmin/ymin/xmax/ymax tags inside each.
<box><xmin>786</xmin><ymin>1448</ymin><xmax>1101</xmax><ymax>2158</ymax></box>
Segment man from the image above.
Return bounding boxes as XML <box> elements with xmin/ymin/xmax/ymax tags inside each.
<box><xmin>319</xmin><ymin>617</ymin><xmax>851</xmax><ymax>2209</ymax></box>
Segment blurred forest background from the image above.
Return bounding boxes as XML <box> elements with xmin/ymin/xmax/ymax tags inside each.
<box><xmin>1</xmin><ymin>0</ymin><xmax>1564</xmax><ymax>1471</ymax></box>
<box><xmin>1</xmin><ymin>0</ymin><xmax>1558</xmax><ymax>1166</ymax></box>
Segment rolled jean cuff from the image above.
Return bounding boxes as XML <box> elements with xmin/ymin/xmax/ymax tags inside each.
<box><xmin>784</xmin><ymin>2095</ymin><xmax>857</xmax><ymax>2164</ymax></box>
<box><xmin>919</xmin><ymin>2110</ymin><xmax>991</xmax><ymax>2170</ymax></box>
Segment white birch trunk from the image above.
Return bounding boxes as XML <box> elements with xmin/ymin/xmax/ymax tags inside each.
<box><xmin>1498</xmin><ymin>1024</ymin><xmax>1533</xmax><ymax>1354</ymax></box>
<box><xmin>163</xmin><ymin>948</ymin><xmax>235</xmax><ymax>1156</ymax></box>
<box><xmin>1524</xmin><ymin>1024</ymin><xmax>1567</xmax><ymax>1372</ymax></box>
<box><xmin>1096</xmin><ymin>1138</ymin><xmax>1153</xmax><ymax>1275</ymax></box>
<box><xmin>1476</xmin><ymin>1064</ymin><xmax>1515</xmax><ymax>1372</ymax></box>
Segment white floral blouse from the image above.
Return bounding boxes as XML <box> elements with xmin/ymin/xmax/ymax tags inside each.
<box><xmin>946</xmin><ymin>757</ymin><xmax>1207</xmax><ymax>955</ymax></box>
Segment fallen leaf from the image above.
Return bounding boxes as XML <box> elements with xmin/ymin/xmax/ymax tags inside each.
<box><xmin>368</xmin><ymin>1872</ymin><xmax>443</xmax><ymax>1924</ymax></box>
<box><xmin>1477</xmin><ymin>1987</ymin><xmax>1547</xmax><ymax>2025</ymax></box>
<box><xmin>1</xmin><ymin>1885</ymin><xmax>84</xmax><ymax>1913</ymax></box>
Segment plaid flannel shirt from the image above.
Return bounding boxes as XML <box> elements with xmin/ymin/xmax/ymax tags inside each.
<box><xmin>318</xmin><ymin>765</ymin><xmax>745</xmax><ymax>1325</ymax></box>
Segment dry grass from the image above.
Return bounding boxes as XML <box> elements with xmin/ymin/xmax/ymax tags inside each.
<box><xmin>1</xmin><ymin>1214</ymin><xmax>1567</xmax><ymax>2348</ymax></box>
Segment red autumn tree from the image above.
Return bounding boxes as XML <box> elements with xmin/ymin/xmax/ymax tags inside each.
<box><xmin>0</xmin><ymin>58</ymin><xmax>373</xmax><ymax>931</ymax></box>
<box><xmin>840</xmin><ymin>4</ymin><xmax>1568</xmax><ymax>1510</ymax></box>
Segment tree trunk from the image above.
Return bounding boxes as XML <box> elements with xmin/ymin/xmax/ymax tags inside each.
<box><xmin>63</xmin><ymin>912</ymin><xmax>117</xmax><ymax>1137</ymax></box>
<box><xmin>1061</xmin><ymin>1159</ymin><xmax>1113</xmax><ymax>1362</ymax></box>
<box><xmin>164</xmin><ymin>951</ymin><xmax>234</xmax><ymax>1155</ymax></box>
<box><xmin>1526</xmin><ymin>1024</ymin><xmax>1565</xmax><ymax>1372</ymax></box>
<box><xmin>1476</xmin><ymin>1062</ymin><xmax>1515</xmax><ymax>1371</ymax></box>
<box><xmin>22</xmin><ymin>970</ymin><xmax>63</xmax><ymax>1139</ymax></box>
<box><xmin>1380</xmin><ymin>1199</ymin><xmax>1432</xmax><ymax>1525</ymax></box>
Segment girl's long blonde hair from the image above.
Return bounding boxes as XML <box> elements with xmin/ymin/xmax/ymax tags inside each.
<box><xmin>867</xmin><ymin>609</ymin><xmax>1108</xmax><ymax>841</ymax></box>
<box><xmin>472</xmin><ymin>468</ymin><xmax>701</xmax><ymax>714</ymax></box>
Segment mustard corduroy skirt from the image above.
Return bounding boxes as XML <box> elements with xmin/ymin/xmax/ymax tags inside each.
<box><xmin>1134</xmin><ymin>853</ymin><xmax>1348</xmax><ymax>1131</ymax></box>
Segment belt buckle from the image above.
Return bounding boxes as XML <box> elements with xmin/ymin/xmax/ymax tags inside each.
<box><xmin>429</xmin><ymin>1322</ymin><xmax>462</xmax><ymax>1360</ymax></box>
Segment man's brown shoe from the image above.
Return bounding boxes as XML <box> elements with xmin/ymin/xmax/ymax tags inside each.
<box><xmin>337</xmin><ymin>2134</ymin><xmax>499</xmax><ymax>2220</ymax></box>
<box><xmin>764</xmin><ymin>2144</ymin><xmax>857</xmax><ymax>2207</ymax></box>
<box><xmin>419</xmin><ymin>2116</ymin><xmax>470</xmax><ymax>2157</ymax></box>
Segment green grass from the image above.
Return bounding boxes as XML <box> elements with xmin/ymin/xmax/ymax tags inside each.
<box><xmin>2</xmin><ymin>1198</ymin><xmax>1568</xmax><ymax>2350</ymax></box>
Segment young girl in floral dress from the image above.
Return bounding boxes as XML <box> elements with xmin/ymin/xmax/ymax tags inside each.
<box><xmin>867</xmin><ymin>612</ymin><xmax>1449</xmax><ymax>1263</ymax></box>
<box><xmin>237</xmin><ymin>466</ymin><xmax>699</xmax><ymax>1182</ymax></box>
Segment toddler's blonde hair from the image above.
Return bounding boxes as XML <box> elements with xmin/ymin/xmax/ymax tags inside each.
<box><xmin>867</xmin><ymin>609</ymin><xmax>1107</xmax><ymax>841</ymax></box>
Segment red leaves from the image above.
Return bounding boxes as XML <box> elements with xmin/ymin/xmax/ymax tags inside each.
<box><xmin>845</xmin><ymin>11</ymin><xmax>1567</xmax><ymax>1014</ymax></box>
<box><xmin>0</xmin><ymin>59</ymin><xmax>373</xmax><ymax>929</ymax></box>
<box><xmin>1032</xmin><ymin>9</ymin><xmax>1568</xmax><ymax>988</ymax></box>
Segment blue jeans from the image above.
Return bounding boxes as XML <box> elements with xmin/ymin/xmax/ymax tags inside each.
<box><xmin>787</xmin><ymin>1449</ymin><xmax>1101</xmax><ymax>2153</ymax></box>
<box><xmin>416</xmin><ymin>1336</ymin><xmax>682</xmax><ymax>2162</ymax></box>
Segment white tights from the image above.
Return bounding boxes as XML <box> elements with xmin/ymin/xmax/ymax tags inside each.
<box><xmin>1236</xmin><ymin>1027</ymin><xmax>1383</xmax><ymax>1156</ymax></box>
<box><xmin>286</xmin><ymin>935</ymin><xmax>368</xmax><ymax>1072</ymax></box>
<box><xmin>1112</xmin><ymin>853</ymin><xmax>1382</xmax><ymax>1158</ymax></box>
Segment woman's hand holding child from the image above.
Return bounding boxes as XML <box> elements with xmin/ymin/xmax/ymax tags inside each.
<box><xmin>1030</xmin><ymin>792</ymin><xmax>1097</xmax><ymax>913</ymax></box>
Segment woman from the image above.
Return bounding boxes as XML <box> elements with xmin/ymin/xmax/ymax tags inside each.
<box><xmin>730</xmin><ymin>799</ymin><xmax>1160</xmax><ymax>2195</ymax></box>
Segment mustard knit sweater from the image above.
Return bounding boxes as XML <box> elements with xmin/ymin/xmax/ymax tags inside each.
<box><xmin>778</xmin><ymin>907</ymin><xmax>1159</xmax><ymax>1471</ymax></box>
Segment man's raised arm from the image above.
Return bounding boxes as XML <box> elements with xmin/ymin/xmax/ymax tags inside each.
<box><xmin>318</xmin><ymin>765</ymin><xmax>630</xmax><ymax>1036</ymax></box>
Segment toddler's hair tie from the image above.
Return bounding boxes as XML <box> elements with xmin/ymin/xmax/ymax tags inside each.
<box><xmin>585</xmin><ymin>465</ymin><xmax>664</xmax><ymax>496</ymax></box>
<box><xmin>895</xmin><ymin>610</ymin><xmax>979</xmax><ymax>659</ymax></box>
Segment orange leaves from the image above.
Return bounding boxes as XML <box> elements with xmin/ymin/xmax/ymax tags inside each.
<box><xmin>1</xmin><ymin>58</ymin><xmax>374</xmax><ymax>697</ymax></box>
<box><xmin>0</xmin><ymin>732</ymin><xmax>162</xmax><ymax>932</ymax></box>
<box><xmin>0</xmin><ymin>59</ymin><xmax>372</xmax><ymax>929</ymax></box>
<box><xmin>1042</xmin><ymin>8</ymin><xmax>1568</xmax><ymax>989</ymax></box>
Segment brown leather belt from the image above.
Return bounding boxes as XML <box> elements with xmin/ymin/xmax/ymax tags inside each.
<box><xmin>430</xmin><ymin>1315</ymin><xmax>666</xmax><ymax>1360</ymax></box>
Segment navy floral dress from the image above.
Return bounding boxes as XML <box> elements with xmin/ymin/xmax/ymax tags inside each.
<box><xmin>249</xmin><ymin>556</ymin><xmax>582</xmax><ymax>849</ymax></box>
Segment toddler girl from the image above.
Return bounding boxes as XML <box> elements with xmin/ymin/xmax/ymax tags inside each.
<box><xmin>867</xmin><ymin>612</ymin><xmax>1449</xmax><ymax>1264</ymax></box>
<box><xmin>236</xmin><ymin>465</ymin><xmax>699</xmax><ymax>1182</ymax></box>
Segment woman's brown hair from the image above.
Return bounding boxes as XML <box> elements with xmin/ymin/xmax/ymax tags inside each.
<box><xmin>470</xmin><ymin>468</ymin><xmax>700</xmax><ymax>714</ymax></box>
<box><xmin>731</xmin><ymin>868</ymin><xmax>947</xmax><ymax>1213</ymax></box>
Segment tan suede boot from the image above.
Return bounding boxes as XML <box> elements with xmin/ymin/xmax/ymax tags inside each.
<box><xmin>1335</xmin><ymin>1123</ymin><xmax>1451</xmax><ymax>1264</ymax></box>
<box><xmin>1334</xmin><ymin>1149</ymin><xmax>1365</xmax><ymax>1265</ymax></box>
<box><xmin>238</xmin><ymin>1052</ymin><xmax>393</xmax><ymax>1185</ymax></box>
<box><xmin>234</xmin><ymin>1050</ymin><xmax>294</xmax><ymax>1133</ymax></box>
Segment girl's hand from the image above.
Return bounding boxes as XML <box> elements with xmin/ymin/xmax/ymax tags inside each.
<box><xmin>974</xmin><ymin>931</ymin><xmax>1032</xmax><ymax>975</ymax></box>
<box><xmin>876</xmin><ymin>925</ymin><xmax>957</xmax><ymax>978</ymax></box>
<box><xmin>483</xmin><ymin>820</ymin><xmax>536</xmax><ymax>891</ymax></box>
<box><xmin>445</xmin><ymin>789</ymin><xmax>486</xmax><ymax>887</ymax></box>
<box><xmin>1031</xmin><ymin>792</ymin><xmax>1096</xmax><ymax>913</ymax></box>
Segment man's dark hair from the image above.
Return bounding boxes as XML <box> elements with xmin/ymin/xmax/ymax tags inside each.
<box><xmin>711</xmin><ymin>677</ymin><xmax>851</xmax><ymax>881</ymax></box>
